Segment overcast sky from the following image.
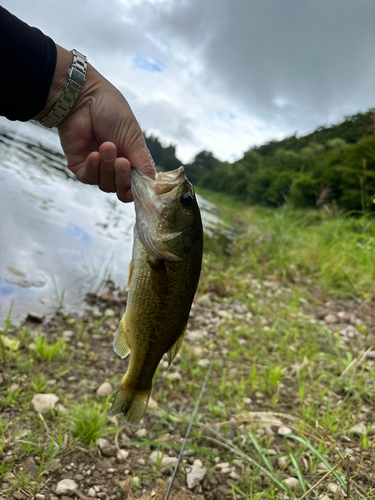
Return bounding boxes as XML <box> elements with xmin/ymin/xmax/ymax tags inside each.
<box><xmin>4</xmin><ymin>0</ymin><xmax>375</xmax><ymax>163</ymax></box>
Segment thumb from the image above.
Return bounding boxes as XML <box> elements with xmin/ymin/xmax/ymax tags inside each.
<box><xmin>126</xmin><ymin>135</ymin><xmax>156</xmax><ymax>180</ymax></box>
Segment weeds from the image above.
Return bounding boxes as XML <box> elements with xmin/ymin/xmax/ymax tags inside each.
<box><xmin>34</xmin><ymin>333</ymin><xmax>66</xmax><ymax>362</ymax></box>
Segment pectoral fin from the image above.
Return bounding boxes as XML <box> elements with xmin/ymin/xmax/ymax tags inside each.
<box><xmin>126</xmin><ymin>260</ymin><xmax>134</xmax><ymax>292</ymax></box>
<box><xmin>167</xmin><ymin>325</ymin><xmax>187</xmax><ymax>366</ymax></box>
<box><xmin>113</xmin><ymin>315</ymin><xmax>130</xmax><ymax>359</ymax></box>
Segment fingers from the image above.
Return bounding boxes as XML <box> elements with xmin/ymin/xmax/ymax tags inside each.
<box><xmin>98</xmin><ymin>142</ymin><xmax>117</xmax><ymax>192</ymax></box>
<box><xmin>114</xmin><ymin>158</ymin><xmax>132</xmax><ymax>203</ymax></box>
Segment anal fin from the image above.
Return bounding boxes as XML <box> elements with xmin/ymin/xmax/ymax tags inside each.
<box><xmin>113</xmin><ymin>314</ymin><xmax>130</xmax><ymax>359</ymax></box>
<box><xmin>167</xmin><ymin>324</ymin><xmax>187</xmax><ymax>366</ymax></box>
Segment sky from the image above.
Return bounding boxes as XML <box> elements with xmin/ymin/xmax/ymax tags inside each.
<box><xmin>4</xmin><ymin>0</ymin><xmax>375</xmax><ymax>163</ymax></box>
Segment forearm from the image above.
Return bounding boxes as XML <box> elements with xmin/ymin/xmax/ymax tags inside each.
<box><xmin>0</xmin><ymin>6</ymin><xmax>57</xmax><ymax>121</ymax></box>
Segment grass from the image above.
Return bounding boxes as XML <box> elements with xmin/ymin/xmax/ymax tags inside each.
<box><xmin>0</xmin><ymin>193</ymin><xmax>374</xmax><ymax>498</ymax></box>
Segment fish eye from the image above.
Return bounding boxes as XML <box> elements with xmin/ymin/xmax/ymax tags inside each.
<box><xmin>180</xmin><ymin>192</ymin><xmax>194</xmax><ymax>208</ymax></box>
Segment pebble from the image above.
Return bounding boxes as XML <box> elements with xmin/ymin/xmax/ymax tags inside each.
<box><xmin>49</xmin><ymin>458</ymin><xmax>62</xmax><ymax>473</ymax></box>
<box><xmin>317</xmin><ymin>461</ymin><xmax>329</xmax><ymax>471</ymax></box>
<box><xmin>135</xmin><ymin>428</ymin><xmax>147</xmax><ymax>439</ymax></box>
<box><xmin>277</xmin><ymin>426</ymin><xmax>293</xmax><ymax>436</ymax></box>
<box><xmin>327</xmin><ymin>483</ymin><xmax>346</xmax><ymax>496</ymax></box>
<box><xmin>104</xmin><ymin>308</ymin><xmax>115</xmax><ymax>317</ymax></box>
<box><xmin>56</xmin><ymin>479</ymin><xmax>78</xmax><ymax>496</ymax></box>
<box><xmin>283</xmin><ymin>477</ymin><xmax>300</xmax><ymax>491</ymax></box>
<box><xmin>149</xmin><ymin>450</ymin><xmax>178</xmax><ymax>468</ymax></box>
<box><xmin>87</xmin><ymin>488</ymin><xmax>96</xmax><ymax>497</ymax></box>
<box><xmin>21</xmin><ymin>456</ymin><xmax>39</xmax><ymax>477</ymax></box>
<box><xmin>26</xmin><ymin>311</ymin><xmax>44</xmax><ymax>323</ymax></box>
<box><xmin>31</xmin><ymin>393</ymin><xmax>59</xmax><ymax>414</ymax></box>
<box><xmin>96</xmin><ymin>438</ymin><xmax>117</xmax><ymax>457</ymax></box>
<box><xmin>198</xmin><ymin>358</ymin><xmax>210</xmax><ymax>368</ymax></box>
<box><xmin>132</xmin><ymin>477</ymin><xmax>141</xmax><ymax>487</ymax></box>
<box><xmin>137</xmin><ymin>458</ymin><xmax>146</xmax><ymax>465</ymax></box>
<box><xmin>348</xmin><ymin>422</ymin><xmax>367</xmax><ymax>436</ymax></box>
<box><xmin>277</xmin><ymin>456</ymin><xmax>289</xmax><ymax>468</ymax></box>
<box><xmin>57</xmin><ymin>403</ymin><xmax>68</xmax><ymax>413</ymax></box>
<box><xmin>117</xmin><ymin>449</ymin><xmax>129</xmax><ymax>462</ymax></box>
<box><xmin>215</xmin><ymin>462</ymin><xmax>230</xmax><ymax>470</ymax></box>
<box><xmin>324</xmin><ymin>314</ymin><xmax>337</xmax><ymax>324</ymax></box>
<box><xmin>35</xmin><ymin>494</ymin><xmax>46</xmax><ymax>500</ymax></box>
<box><xmin>96</xmin><ymin>382</ymin><xmax>113</xmax><ymax>398</ymax></box>
<box><xmin>186</xmin><ymin>330</ymin><xmax>204</xmax><ymax>341</ymax></box>
<box><xmin>62</xmin><ymin>330</ymin><xmax>74</xmax><ymax>342</ymax></box>
<box><xmin>186</xmin><ymin>459</ymin><xmax>207</xmax><ymax>489</ymax></box>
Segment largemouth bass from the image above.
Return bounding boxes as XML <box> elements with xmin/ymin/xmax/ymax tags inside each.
<box><xmin>110</xmin><ymin>166</ymin><xmax>203</xmax><ymax>425</ymax></box>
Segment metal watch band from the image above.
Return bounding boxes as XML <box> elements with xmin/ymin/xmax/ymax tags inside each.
<box><xmin>38</xmin><ymin>49</ymin><xmax>87</xmax><ymax>128</ymax></box>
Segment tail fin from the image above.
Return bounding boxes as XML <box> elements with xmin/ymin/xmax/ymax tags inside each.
<box><xmin>110</xmin><ymin>384</ymin><xmax>151</xmax><ymax>425</ymax></box>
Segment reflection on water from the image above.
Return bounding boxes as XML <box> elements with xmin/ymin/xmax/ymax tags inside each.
<box><xmin>0</xmin><ymin>118</ymin><xmax>226</xmax><ymax>326</ymax></box>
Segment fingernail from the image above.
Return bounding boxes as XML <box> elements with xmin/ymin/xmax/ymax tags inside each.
<box><xmin>102</xmin><ymin>148</ymin><xmax>114</xmax><ymax>162</ymax></box>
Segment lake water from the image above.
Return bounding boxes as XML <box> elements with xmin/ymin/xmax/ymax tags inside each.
<box><xmin>0</xmin><ymin>117</ymin><xmax>222</xmax><ymax>326</ymax></box>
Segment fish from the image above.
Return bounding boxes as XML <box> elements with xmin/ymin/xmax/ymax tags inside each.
<box><xmin>110</xmin><ymin>166</ymin><xmax>203</xmax><ymax>425</ymax></box>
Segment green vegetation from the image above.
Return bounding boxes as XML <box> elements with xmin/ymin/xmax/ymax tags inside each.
<box><xmin>0</xmin><ymin>194</ymin><xmax>374</xmax><ymax>498</ymax></box>
<box><xmin>147</xmin><ymin>109</ymin><xmax>375</xmax><ymax>212</ymax></box>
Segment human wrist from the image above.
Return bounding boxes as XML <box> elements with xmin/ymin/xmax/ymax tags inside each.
<box><xmin>33</xmin><ymin>45</ymin><xmax>73</xmax><ymax>121</ymax></box>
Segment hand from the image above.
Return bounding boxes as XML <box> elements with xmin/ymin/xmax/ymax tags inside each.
<box><xmin>34</xmin><ymin>46</ymin><xmax>155</xmax><ymax>202</ymax></box>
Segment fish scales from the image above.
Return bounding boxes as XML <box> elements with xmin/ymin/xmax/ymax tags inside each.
<box><xmin>110</xmin><ymin>166</ymin><xmax>203</xmax><ymax>424</ymax></box>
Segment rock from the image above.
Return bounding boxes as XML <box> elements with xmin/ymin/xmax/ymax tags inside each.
<box><xmin>21</xmin><ymin>456</ymin><xmax>40</xmax><ymax>477</ymax></box>
<box><xmin>324</xmin><ymin>314</ymin><xmax>338</xmax><ymax>324</ymax></box>
<box><xmin>104</xmin><ymin>308</ymin><xmax>115</xmax><ymax>317</ymax></box>
<box><xmin>283</xmin><ymin>477</ymin><xmax>300</xmax><ymax>491</ymax></box>
<box><xmin>96</xmin><ymin>438</ymin><xmax>117</xmax><ymax>457</ymax></box>
<box><xmin>35</xmin><ymin>494</ymin><xmax>46</xmax><ymax>500</ymax></box>
<box><xmin>186</xmin><ymin>330</ymin><xmax>204</xmax><ymax>341</ymax></box>
<box><xmin>56</xmin><ymin>479</ymin><xmax>78</xmax><ymax>496</ymax></box>
<box><xmin>49</xmin><ymin>458</ymin><xmax>62</xmax><ymax>474</ymax></box>
<box><xmin>117</xmin><ymin>449</ymin><xmax>129</xmax><ymax>462</ymax></box>
<box><xmin>277</xmin><ymin>456</ymin><xmax>289</xmax><ymax>468</ymax></box>
<box><xmin>137</xmin><ymin>458</ymin><xmax>146</xmax><ymax>465</ymax></box>
<box><xmin>57</xmin><ymin>404</ymin><xmax>68</xmax><ymax>413</ymax></box>
<box><xmin>31</xmin><ymin>393</ymin><xmax>59</xmax><ymax>414</ymax></box>
<box><xmin>348</xmin><ymin>422</ymin><xmax>367</xmax><ymax>436</ymax></box>
<box><xmin>26</xmin><ymin>311</ymin><xmax>44</xmax><ymax>323</ymax></box>
<box><xmin>198</xmin><ymin>358</ymin><xmax>210</xmax><ymax>368</ymax></box>
<box><xmin>229</xmin><ymin>471</ymin><xmax>240</xmax><ymax>480</ymax></box>
<box><xmin>149</xmin><ymin>450</ymin><xmax>178</xmax><ymax>468</ymax></box>
<box><xmin>12</xmin><ymin>492</ymin><xmax>25</xmax><ymax>500</ymax></box>
<box><xmin>215</xmin><ymin>462</ymin><xmax>230</xmax><ymax>470</ymax></box>
<box><xmin>186</xmin><ymin>459</ymin><xmax>206</xmax><ymax>489</ymax></box>
<box><xmin>96</xmin><ymin>382</ymin><xmax>113</xmax><ymax>398</ymax></box>
<box><xmin>317</xmin><ymin>462</ymin><xmax>329</xmax><ymax>471</ymax></box>
<box><xmin>337</xmin><ymin>311</ymin><xmax>351</xmax><ymax>322</ymax></box>
<box><xmin>87</xmin><ymin>488</ymin><xmax>96</xmax><ymax>497</ymax></box>
<box><xmin>132</xmin><ymin>477</ymin><xmax>141</xmax><ymax>487</ymax></box>
<box><xmin>135</xmin><ymin>428</ymin><xmax>147</xmax><ymax>439</ymax></box>
<box><xmin>62</xmin><ymin>330</ymin><xmax>74</xmax><ymax>342</ymax></box>
<box><xmin>196</xmin><ymin>294</ymin><xmax>212</xmax><ymax>307</ymax></box>
<box><xmin>277</xmin><ymin>426</ymin><xmax>293</xmax><ymax>436</ymax></box>
<box><xmin>327</xmin><ymin>483</ymin><xmax>346</xmax><ymax>496</ymax></box>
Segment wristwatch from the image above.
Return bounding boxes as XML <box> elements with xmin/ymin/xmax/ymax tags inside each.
<box><xmin>38</xmin><ymin>49</ymin><xmax>87</xmax><ymax>128</ymax></box>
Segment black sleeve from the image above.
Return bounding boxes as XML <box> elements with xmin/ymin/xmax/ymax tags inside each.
<box><xmin>0</xmin><ymin>7</ymin><xmax>57</xmax><ymax>121</ymax></box>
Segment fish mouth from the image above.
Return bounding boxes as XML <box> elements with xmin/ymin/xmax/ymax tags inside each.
<box><xmin>131</xmin><ymin>166</ymin><xmax>185</xmax><ymax>199</ymax></box>
<box><xmin>131</xmin><ymin>167</ymin><xmax>187</xmax><ymax>261</ymax></box>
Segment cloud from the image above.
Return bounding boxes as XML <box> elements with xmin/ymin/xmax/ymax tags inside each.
<box><xmin>3</xmin><ymin>0</ymin><xmax>375</xmax><ymax>162</ymax></box>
